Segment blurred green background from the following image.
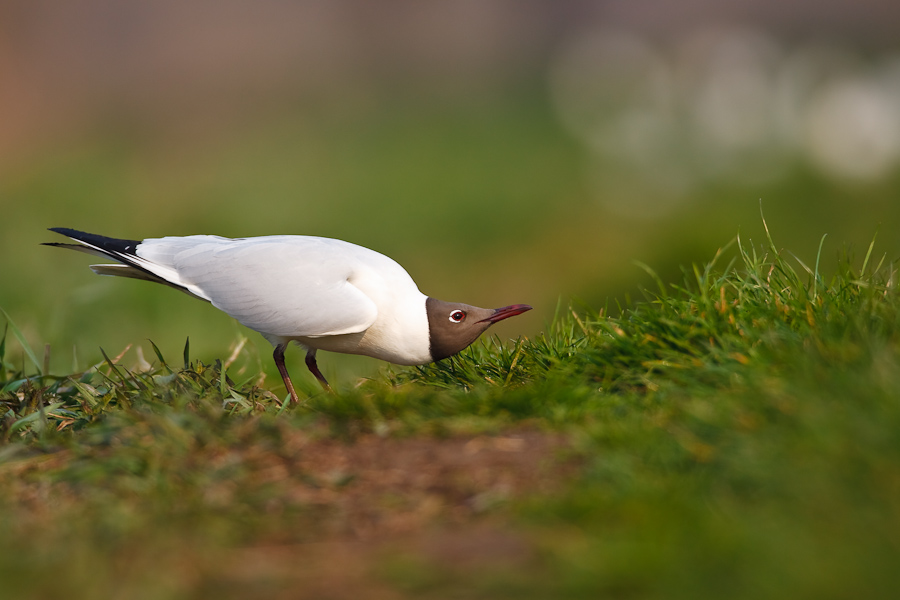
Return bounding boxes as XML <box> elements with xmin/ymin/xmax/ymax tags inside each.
<box><xmin>3</xmin><ymin>1</ymin><xmax>900</xmax><ymax>388</ymax></box>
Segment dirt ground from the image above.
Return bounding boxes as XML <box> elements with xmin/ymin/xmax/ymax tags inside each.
<box><xmin>200</xmin><ymin>428</ymin><xmax>576</xmax><ymax>598</ymax></box>
<box><xmin>2</xmin><ymin>427</ymin><xmax>577</xmax><ymax>599</ymax></box>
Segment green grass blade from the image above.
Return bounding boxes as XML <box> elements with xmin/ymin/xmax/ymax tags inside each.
<box><xmin>0</xmin><ymin>307</ymin><xmax>42</xmax><ymax>375</ymax></box>
<box><xmin>759</xmin><ymin>200</ymin><xmax>777</xmax><ymax>253</ymax></box>
<box><xmin>813</xmin><ymin>233</ymin><xmax>827</xmax><ymax>301</ymax></box>
<box><xmin>861</xmin><ymin>232</ymin><xmax>877</xmax><ymax>275</ymax></box>
<box><xmin>633</xmin><ymin>260</ymin><xmax>668</xmax><ymax>298</ymax></box>
<box><xmin>9</xmin><ymin>402</ymin><xmax>64</xmax><ymax>434</ymax></box>
<box><xmin>149</xmin><ymin>340</ymin><xmax>167</xmax><ymax>366</ymax></box>
<box><xmin>219</xmin><ymin>360</ymin><xmax>229</xmax><ymax>399</ymax></box>
<box><xmin>99</xmin><ymin>347</ymin><xmax>121</xmax><ymax>379</ymax></box>
<box><xmin>0</xmin><ymin>322</ymin><xmax>7</xmax><ymax>368</ymax></box>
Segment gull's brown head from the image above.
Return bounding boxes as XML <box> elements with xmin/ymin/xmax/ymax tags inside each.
<box><xmin>426</xmin><ymin>298</ymin><xmax>532</xmax><ymax>361</ymax></box>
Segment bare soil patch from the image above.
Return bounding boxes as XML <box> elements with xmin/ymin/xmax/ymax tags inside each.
<box><xmin>282</xmin><ymin>428</ymin><xmax>572</xmax><ymax>539</ymax></box>
<box><xmin>202</xmin><ymin>428</ymin><xmax>577</xmax><ymax>598</ymax></box>
<box><xmin>2</xmin><ymin>427</ymin><xmax>577</xmax><ymax>599</ymax></box>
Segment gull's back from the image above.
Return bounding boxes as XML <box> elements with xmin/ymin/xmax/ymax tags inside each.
<box><xmin>133</xmin><ymin>235</ymin><xmax>431</xmax><ymax>361</ymax></box>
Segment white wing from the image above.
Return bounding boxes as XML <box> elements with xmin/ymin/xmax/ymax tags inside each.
<box><xmin>137</xmin><ymin>236</ymin><xmax>381</xmax><ymax>338</ymax></box>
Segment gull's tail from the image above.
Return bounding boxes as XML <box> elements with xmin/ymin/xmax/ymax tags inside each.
<box><xmin>44</xmin><ymin>228</ymin><xmax>206</xmax><ymax>300</ymax></box>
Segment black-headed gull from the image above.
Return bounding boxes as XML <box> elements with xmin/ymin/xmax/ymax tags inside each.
<box><xmin>46</xmin><ymin>228</ymin><xmax>532</xmax><ymax>404</ymax></box>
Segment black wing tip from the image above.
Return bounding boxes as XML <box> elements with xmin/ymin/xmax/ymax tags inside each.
<box><xmin>48</xmin><ymin>227</ymin><xmax>97</xmax><ymax>238</ymax></box>
<box><xmin>45</xmin><ymin>228</ymin><xmax>92</xmax><ymax>248</ymax></box>
<box><xmin>45</xmin><ymin>228</ymin><xmax>141</xmax><ymax>255</ymax></box>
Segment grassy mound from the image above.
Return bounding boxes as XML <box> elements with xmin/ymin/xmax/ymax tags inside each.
<box><xmin>3</xmin><ymin>228</ymin><xmax>900</xmax><ymax>599</ymax></box>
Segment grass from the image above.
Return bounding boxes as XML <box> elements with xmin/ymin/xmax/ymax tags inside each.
<box><xmin>3</xmin><ymin>226</ymin><xmax>900</xmax><ymax>598</ymax></box>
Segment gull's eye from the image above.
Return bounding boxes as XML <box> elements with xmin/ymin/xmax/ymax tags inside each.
<box><xmin>449</xmin><ymin>310</ymin><xmax>466</xmax><ymax>323</ymax></box>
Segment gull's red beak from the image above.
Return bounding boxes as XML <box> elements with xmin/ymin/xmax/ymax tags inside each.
<box><xmin>478</xmin><ymin>304</ymin><xmax>533</xmax><ymax>324</ymax></box>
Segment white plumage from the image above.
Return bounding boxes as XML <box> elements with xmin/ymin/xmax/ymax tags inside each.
<box><xmin>126</xmin><ymin>235</ymin><xmax>431</xmax><ymax>364</ymax></box>
<box><xmin>47</xmin><ymin>228</ymin><xmax>532</xmax><ymax>404</ymax></box>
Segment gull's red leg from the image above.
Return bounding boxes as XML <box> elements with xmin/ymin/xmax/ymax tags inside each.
<box><xmin>273</xmin><ymin>343</ymin><xmax>301</xmax><ymax>404</ymax></box>
<box><xmin>305</xmin><ymin>349</ymin><xmax>332</xmax><ymax>392</ymax></box>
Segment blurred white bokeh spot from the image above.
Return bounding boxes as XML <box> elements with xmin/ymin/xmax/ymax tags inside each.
<box><xmin>548</xmin><ymin>25</ymin><xmax>900</xmax><ymax>207</ymax></box>
<box><xmin>549</xmin><ymin>30</ymin><xmax>673</xmax><ymax>147</ymax></box>
<box><xmin>804</xmin><ymin>76</ymin><xmax>900</xmax><ymax>181</ymax></box>
<box><xmin>685</xmin><ymin>30</ymin><xmax>782</xmax><ymax>151</ymax></box>
<box><xmin>775</xmin><ymin>44</ymin><xmax>862</xmax><ymax>146</ymax></box>
<box><xmin>682</xmin><ymin>29</ymin><xmax>791</xmax><ymax>183</ymax></box>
